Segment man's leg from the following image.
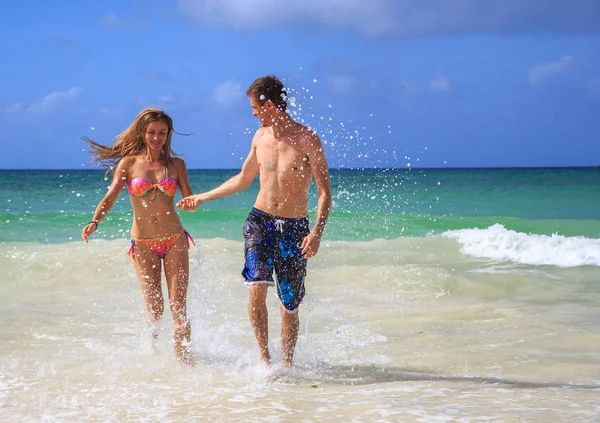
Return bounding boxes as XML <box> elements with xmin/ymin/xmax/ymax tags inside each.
<box><xmin>248</xmin><ymin>284</ymin><xmax>271</xmax><ymax>364</ymax></box>
<box><xmin>280</xmin><ymin>306</ymin><xmax>299</xmax><ymax>367</ymax></box>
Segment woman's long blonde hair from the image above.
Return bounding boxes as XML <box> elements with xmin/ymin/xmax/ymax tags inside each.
<box><xmin>83</xmin><ymin>107</ymin><xmax>182</xmax><ymax>172</ymax></box>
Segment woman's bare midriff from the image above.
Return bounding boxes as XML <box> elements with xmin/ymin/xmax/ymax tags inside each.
<box><xmin>130</xmin><ymin>197</ymin><xmax>183</xmax><ymax>238</ymax></box>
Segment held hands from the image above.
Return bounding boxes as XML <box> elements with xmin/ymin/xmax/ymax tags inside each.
<box><xmin>177</xmin><ymin>195</ymin><xmax>203</xmax><ymax>212</ymax></box>
<box><xmin>301</xmin><ymin>232</ymin><xmax>321</xmax><ymax>259</ymax></box>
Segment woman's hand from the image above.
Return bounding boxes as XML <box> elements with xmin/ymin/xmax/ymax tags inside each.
<box><xmin>177</xmin><ymin>195</ymin><xmax>203</xmax><ymax>211</ymax></box>
<box><xmin>82</xmin><ymin>221</ymin><xmax>98</xmax><ymax>243</ymax></box>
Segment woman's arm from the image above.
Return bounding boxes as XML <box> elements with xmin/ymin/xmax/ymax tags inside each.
<box><xmin>82</xmin><ymin>158</ymin><xmax>130</xmax><ymax>242</ymax></box>
<box><xmin>174</xmin><ymin>158</ymin><xmax>193</xmax><ymax>199</ymax></box>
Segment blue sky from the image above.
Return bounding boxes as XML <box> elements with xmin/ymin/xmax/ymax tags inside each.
<box><xmin>1</xmin><ymin>0</ymin><xmax>599</xmax><ymax>169</ymax></box>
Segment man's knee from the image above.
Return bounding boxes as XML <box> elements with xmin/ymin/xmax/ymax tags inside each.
<box><xmin>280</xmin><ymin>304</ymin><xmax>300</xmax><ymax>319</ymax></box>
<box><xmin>248</xmin><ymin>283</ymin><xmax>268</xmax><ymax>301</ymax></box>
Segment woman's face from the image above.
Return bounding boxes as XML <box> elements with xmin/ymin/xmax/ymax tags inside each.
<box><xmin>144</xmin><ymin>120</ymin><xmax>169</xmax><ymax>152</ymax></box>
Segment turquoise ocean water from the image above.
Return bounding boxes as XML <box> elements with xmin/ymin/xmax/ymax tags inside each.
<box><xmin>2</xmin><ymin>167</ymin><xmax>599</xmax><ymax>243</ymax></box>
<box><xmin>2</xmin><ymin>167</ymin><xmax>600</xmax><ymax>422</ymax></box>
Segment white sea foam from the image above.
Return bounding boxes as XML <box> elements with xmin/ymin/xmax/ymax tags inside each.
<box><xmin>442</xmin><ymin>224</ymin><xmax>600</xmax><ymax>267</ymax></box>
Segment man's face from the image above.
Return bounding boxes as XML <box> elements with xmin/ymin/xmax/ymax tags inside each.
<box><xmin>249</xmin><ymin>96</ymin><xmax>273</xmax><ymax>127</ymax></box>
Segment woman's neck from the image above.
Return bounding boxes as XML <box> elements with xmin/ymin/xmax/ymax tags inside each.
<box><xmin>145</xmin><ymin>150</ymin><xmax>163</xmax><ymax>163</ymax></box>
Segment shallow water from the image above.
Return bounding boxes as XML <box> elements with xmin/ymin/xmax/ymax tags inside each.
<box><xmin>2</xmin><ymin>238</ymin><xmax>599</xmax><ymax>422</ymax></box>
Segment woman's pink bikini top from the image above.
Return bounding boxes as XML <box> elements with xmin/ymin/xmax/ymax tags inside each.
<box><xmin>127</xmin><ymin>177</ymin><xmax>177</xmax><ymax>200</ymax></box>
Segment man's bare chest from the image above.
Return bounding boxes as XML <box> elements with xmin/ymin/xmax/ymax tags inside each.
<box><xmin>256</xmin><ymin>140</ymin><xmax>308</xmax><ymax>173</ymax></box>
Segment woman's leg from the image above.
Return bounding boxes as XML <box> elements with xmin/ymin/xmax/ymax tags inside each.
<box><xmin>131</xmin><ymin>241</ymin><xmax>164</xmax><ymax>345</ymax></box>
<box><xmin>163</xmin><ymin>234</ymin><xmax>191</xmax><ymax>363</ymax></box>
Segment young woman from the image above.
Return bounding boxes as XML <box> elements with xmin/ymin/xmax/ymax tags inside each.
<box><xmin>82</xmin><ymin>107</ymin><xmax>195</xmax><ymax>364</ymax></box>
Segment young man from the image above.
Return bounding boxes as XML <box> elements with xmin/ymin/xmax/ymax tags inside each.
<box><xmin>177</xmin><ymin>75</ymin><xmax>332</xmax><ymax>366</ymax></box>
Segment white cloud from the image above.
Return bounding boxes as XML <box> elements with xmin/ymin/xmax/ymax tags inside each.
<box><xmin>327</xmin><ymin>75</ymin><xmax>358</xmax><ymax>94</ymax></box>
<box><xmin>6</xmin><ymin>87</ymin><xmax>83</xmax><ymax>117</ymax></box>
<box><xmin>177</xmin><ymin>0</ymin><xmax>600</xmax><ymax>37</ymax></box>
<box><xmin>528</xmin><ymin>56</ymin><xmax>573</xmax><ymax>84</ymax></box>
<box><xmin>178</xmin><ymin>0</ymin><xmax>398</xmax><ymax>36</ymax></box>
<box><xmin>430</xmin><ymin>75</ymin><xmax>451</xmax><ymax>92</ymax></box>
<box><xmin>212</xmin><ymin>81</ymin><xmax>244</xmax><ymax>105</ymax></box>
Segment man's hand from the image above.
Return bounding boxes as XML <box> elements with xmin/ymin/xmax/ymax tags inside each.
<box><xmin>177</xmin><ymin>195</ymin><xmax>203</xmax><ymax>211</ymax></box>
<box><xmin>300</xmin><ymin>232</ymin><xmax>321</xmax><ymax>259</ymax></box>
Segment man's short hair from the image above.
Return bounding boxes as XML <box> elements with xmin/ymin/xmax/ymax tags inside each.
<box><xmin>246</xmin><ymin>75</ymin><xmax>287</xmax><ymax>111</ymax></box>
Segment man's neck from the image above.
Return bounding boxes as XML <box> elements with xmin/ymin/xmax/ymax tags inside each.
<box><xmin>271</xmin><ymin>115</ymin><xmax>296</xmax><ymax>137</ymax></box>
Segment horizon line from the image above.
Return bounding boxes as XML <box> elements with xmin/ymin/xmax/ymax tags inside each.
<box><xmin>0</xmin><ymin>165</ymin><xmax>598</xmax><ymax>171</ymax></box>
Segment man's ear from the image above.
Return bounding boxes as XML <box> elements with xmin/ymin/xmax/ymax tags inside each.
<box><xmin>265</xmin><ymin>100</ymin><xmax>276</xmax><ymax>110</ymax></box>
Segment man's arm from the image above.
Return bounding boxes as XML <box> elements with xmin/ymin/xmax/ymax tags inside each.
<box><xmin>300</xmin><ymin>131</ymin><xmax>332</xmax><ymax>258</ymax></box>
<box><xmin>177</xmin><ymin>137</ymin><xmax>260</xmax><ymax>211</ymax></box>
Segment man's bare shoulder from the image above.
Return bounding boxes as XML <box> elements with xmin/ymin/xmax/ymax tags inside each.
<box><xmin>253</xmin><ymin>126</ymin><xmax>270</xmax><ymax>138</ymax></box>
<box><xmin>294</xmin><ymin>124</ymin><xmax>322</xmax><ymax>150</ymax></box>
<box><xmin>282</xmin><ymin>121</ymin><xmax>316</xmax><ymax>140</ymax></box>
<box><xmin>250</xmin><ymin>127</ymin><xmax>269</xmax><ymax>146</ymax></box>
